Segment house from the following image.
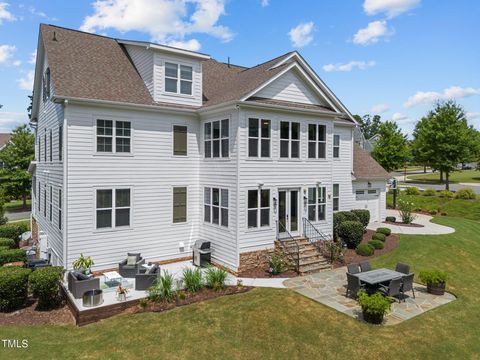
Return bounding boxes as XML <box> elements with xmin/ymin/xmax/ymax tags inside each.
<box><xmin>29</xmin><ymin>24</ymin><xmax>388</xmax><ymax>273</ymax></box>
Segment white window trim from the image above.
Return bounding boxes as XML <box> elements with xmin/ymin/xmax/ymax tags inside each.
<box><xmin>248</xmin><ymin>118</ymin><xmax>272</xmax><ymax>159</ymax></box>
<box><xmin>203</xmin><ymin>118</ymin><xmax>230</xmax><ymax>159</ymax></box>
<box><xmin>307</xmin><ymin>123</ymin><xmax>327</xmax><ymax>160</ymax></box>
<box><xmin>333</xmin><ymin>134</ymin><xmax>340</xmax><ymax>159</ymax></box>
<box><xmin>164</xmin><ymin>61</ymin><xmax>194</xmax><ymax>96</ymax></box>
<box><xmin>203</xmin><ymin>186</ymin><xmax>229</xmax><ymax>228</ymax></box>
<box><xmin>94</xmin><ymin>119</ymin><xmax>133</xmax><ymax>156</ymax></box>
<box><xmin>279</xmin><ymin>121</ymin><xmax>301</xmax><ymax>159</ymax></box>
<box><xmin>57</xmin><ymin>188</ymin><xmax>62</xmax><ymax>230</ymax></box>
<box><xmin>307</xmin><ymin>186</ymin><xmax>327</xmax><ymax>222</ymax></box>
<box><xmin>49</xmin><ymin>186</ymin><xmax>53</xmax><ymax>222</ymax></box>
<box><xmin>172</xmin><ymin>124</ymin><xmax>188</xmax><ymax>157</ymax></box>
<box><xmin>333</xmin><ymin>184</ymin><xmax>340</xmax><ymax>212</ymax></box>
<box><xmin>172</xmin><ymin>186</ymin><xmax>188</xmax><ymax>224</ymax></box>
<box><xmin>247</xmin><ymin>188</ymin><xmax>271</xmax><ymax>229</ymax></box>
<box><xmin>94</xmin><ymin>186</ymin><xmax>133</xmax><ymax>232</ymax></box>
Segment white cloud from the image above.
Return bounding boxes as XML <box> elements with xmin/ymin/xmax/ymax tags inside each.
<box><xmin>323</xmin><ymin>60</ymin><xmax>376</xmax><ymax>72</ymax></box>
<box><xmin>0</xmin><ymin>112</ymin><xmax>29</xmax><ymax>132</ymax></box>
<box><xmin>12</xmin><ymin>59</ymin><xmax>21</xmax><ymax>66</ymax></box>
<box><xmin>28</xmin><ymin>49</ymin><xmax>37</xmax><ymax>64</ymax></box>
<box><xmin>0</xmin><ymin>2</ymin><xmax>16</xmax><ymax>24</ymax></box>
<box><xmin>166</xmin><ymin>39</ymin><xmax>201</xmax><ymax>51</ymax></box>
<box><xmin>17</xmin><ymin>70</ymin><xmax>34</xmax><ymax>91</ymax></box>
<box><xmin>392</xmin><ymin>112</ymin><xmax>408</xmax><ymax>121</ymax></box>
<box><xmin>371</xmin><ymin>103</ymin><xmax>389</xmax><ymax>113</ymax></box>
<box><xmin>466</xmin><ymin>112</ymin><xmax>480</xmax><ymax>120</ymax></box>
<box><xmin>80</xmin><ymin>0</ymin><xmax>233</xmax><ymax>47</ymax></box>
<box><xmin>0</xmin><ymin>44</ymin><xmax>15</xmax><ymax>64</ymax></box>
<box><xmin>353</xmin><ymin>20</ymin><xmax>393</xmax><ymax>45</ymax></box>
<box><xmin>288</xmin><ymin>21</ymin><xmax>314</xmax><ymax>48</ymax></box>
<box><xmin>363</xmin><ymin>0</ymin><xmax>421</xmax><ymax>18</ymax></box>
<box><xmin>261</xmin><ymin>0</ymin><xmax>269</xmax><ymax>7</ymax></box>
<box><xmin>404</xmin><ymin>86</ymin><xmax>480</xmax><ymax>108</ymax></box>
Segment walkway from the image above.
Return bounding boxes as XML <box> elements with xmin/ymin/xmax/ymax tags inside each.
<box><xmin>283</xmin><ymin>267</ymin><xmax>456</xmax><ymax>325</ymax></box>
<box><xmin>367</xmin><ymin>209</ymin><xmax>455</xmax><ymax>235</ymax></box>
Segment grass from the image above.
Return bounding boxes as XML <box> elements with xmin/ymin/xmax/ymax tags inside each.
<box><xmin>1</xmin><ymin>217</ymin><xmax>480</xmax><ymax>359</ymax></box>
<box><xmin>409</xmin><ymin>169</ymin><xmax>480</xmax><ymax>184</ymax></box>
<box><xmin>387</xmin><ymin>193</ymin><xmax>480</xmax><ymax>221</ymax></box>
<box><xmin>3</xmin><ymin>199</ymin><xmax>31</xmax><ymax>212</ymax></box>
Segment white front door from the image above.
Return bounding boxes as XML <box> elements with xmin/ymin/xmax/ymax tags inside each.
<box><xmin>278</xmin><ymin>189</ymin><xmax>300</xmax><ymax>236</ymax></box>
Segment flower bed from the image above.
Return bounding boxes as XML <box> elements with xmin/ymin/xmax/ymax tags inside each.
<box><xmin>237</xmin><ymin>266</ymin><xmax>298</xmax><ymax>278</ymax></box>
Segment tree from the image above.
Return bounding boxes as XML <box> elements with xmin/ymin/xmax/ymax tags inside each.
<box><xmin>353</xmin><ymin>114</ymin><xmax>382</xmax><ymax>140</ymax></box>
<box><xmin>0</xmin><ymin>124</ymin><xmax>35</xmax><ymax>208</ymax></box>
<box><xmin>371</xmin><ymin>121</ymin><xmax>409</xmax><ymax>172</ymax></box>
<box><xmin>412</xmin><ymin>101</ymin><xmax>478</xmax><ymax>190</ymax></box>
<box><xmin>27</xmin><ymin>92</ymin><xmax>33</xmax><ymax>120</ymax></box>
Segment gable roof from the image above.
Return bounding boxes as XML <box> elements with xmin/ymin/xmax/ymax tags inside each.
<box><xmin>353</xmin><ymin>144</ymin><xmax>390</xmax><ymax>180</ymax></box>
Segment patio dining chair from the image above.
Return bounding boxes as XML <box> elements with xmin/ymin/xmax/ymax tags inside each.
<box><xmin>347</xmin><ymin>263</ymin><xmax>360</xmax><ymax>274</ymax></box>
<box><xmin>401</xmin><ymin>273</ymin><xmax>415</xmax><ymax>301</ymax></box>
<box><xmin>395</xmin><ymin>262</ymin><xmax>410</xmax><ymax>275</ymax></box>
<box><xmin>360</xmin><ymin>261</ymin><xmax>372</xmax><ymax>272</ymax></box>
<box><xmin>379</xmin><ymin>277</ymin><xmax>403</xmax><ymax>302</ymax></box>
<box><xmin>346</xmin><ymin>272</ymin><xmax>365</xmax><ymax>298</ymax></box>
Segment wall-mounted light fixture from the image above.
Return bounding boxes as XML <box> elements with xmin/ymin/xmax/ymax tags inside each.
<box><xmin>273</xmin><ymin>196</ymin><xmax>277</xmax><ymax>213</ymax></box>
<box><xmin>257</xmin><ymin>181</ymin><xmax>264</xmax><ymax>188</ymax></box>
<box><xmin>368</xmin><ymin>181</ymin><xmax>372</xmax><ymax>188</ymax></box>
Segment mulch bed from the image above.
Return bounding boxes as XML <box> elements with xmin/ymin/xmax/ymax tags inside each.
<box><xmin>333</xmin><ymin>229</ymin><xmax>400</xmax><ymax>268</ymax></box>
<box><xmin>237</xmin><ymin>266</ymin><xmax>299</xmax><ymax>278</ymax></box>
<box><xmin>0</xmin><ymin>297</ymin><xmax>75</xmax><ymax>326</ymax></box>
<box><xmin>384</xmin><ymin>221</ymin><xmax>424</xmax><ymax>228</ymax></box>
<box><xmin>129</xmin><ymin>286</ymin><xmax>253</xmax><ymax>314</ymax></box>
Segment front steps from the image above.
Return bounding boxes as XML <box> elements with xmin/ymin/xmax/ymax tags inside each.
<box><xmin>277</xmin><ymin>237</ymin><xmax>331</xmax><ymax>275</ymax></box>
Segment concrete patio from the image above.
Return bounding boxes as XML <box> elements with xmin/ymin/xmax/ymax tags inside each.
<box><xmin>283</xmin><ymin>267</ymin><xmax>456</xmax><ymax>325</ymax></box>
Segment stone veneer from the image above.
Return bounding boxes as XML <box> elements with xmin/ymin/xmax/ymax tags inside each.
<box><xmin>238</xmin><ymin>242</ymin><xmax>293</xmax><ymax>272</ymax></box>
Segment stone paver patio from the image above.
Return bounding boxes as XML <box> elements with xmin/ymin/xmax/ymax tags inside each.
<box><xmin>283</xmin><ymin>267</ymin><xmax>456</xmax><ymax>325</ymax></box>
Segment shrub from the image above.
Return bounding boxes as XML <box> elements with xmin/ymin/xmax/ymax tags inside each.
<box><xmin>455</xmin><ymin>188</ymin><xmax>476</xmax><ymax>200</ymax></box>
<box><xmin>368</xmin><ymin>239</ymin><xmax>384</xmax><ymax>250</ymax></box>
<box><xmin>350</xmin><ymin>209</ymin><xmax>370</xmax><ymax>230</ymax></box>
<box><xmin>419</xmin><ymin>270</ymin><xmax>447</xmax><ymax>285</ymax></box>
<box><xmin>338</xmin><ymin>221</ymin><xmax>364</xmax><ymax>249</ymax></box>
<box><xmin>148</xmin><ymin>270</ymin><xmax>176</xmax><ymax>302</ymax></box>
<box><xmin>268</xmin><ymin>254</ymin><xmax>284</xmax><ymax>275</ymax></box>
<box><xmin>357</xmin><ymin>290</ymin><xmax>391</xmax><ymax>321</ymax></box>
<box><xmin>376</xmin><ymin>227</ymin><xmax>391</xmax><ymax>236</ymax></box>
<box><xmin>0</xmin><ymin>222</ymin><xmax>29</xmax><ymax>245</ymax></box>
<box><xmin>0</xmin><ymin>238</ymin><xmax>15</xmax><ymax>249</ymax></box>
<box><xmin>323</xmin><ymin>241</ymin><xmax>345</xmax><ymax>263</ymax></box>
<box><xmin>182</xmin><ymin>267</ymin><xmax>204</xmax><ymax>293</ymax></box>
<box><xmin>205</xmin><ymin>267</ymin><xmax>228</xmax><ymax>291</ymax></box>
<box><xmin>333</xmin><ymin>211</ymin><xmax>359</xmax><ymax>239</ymax></box>
<box><xmin>405</xmin><ymin>187</ymin><xmax>420</xmax><ymax>195</ymax></box>
<box><xmin>429</xmin><ymin>209</ymin><xmax>438</xmax><ymax>215</ymax></box>
<box><xmin>439</xmin><ymin>190</ymin><xmax>454</xmax><ymax>199</ymax></box>
<box><xmin>356</xmin><ymin>243</ymin><xmax>375</xmax><ymax>256</ymax></box>
<box><xmin>385</xmin><ymin>216</ymin><xmax>396</xmax><ymax>223</ymax></box>
<box><xmin>398</xmin><ymin>199</ymin><xmax>416</xmax><ymax>224</ymax></box>
<box><xmin>0</xmin><ymin>248</ymin><xmax>27</xmax><ymax>266</ymax></box>
<box><xmin>0</xmin><ymin>246</ymin><xmax>9</xmax><ymax>251</ymax></box>
<box><xmin>423</xmin><ymin>188</ymin><xmax>436</xmax><ymax>197</ymax></box>
<box><xmin>0</xmin><ymin>267</ymin><xmax>31</xmax><ymax>311</ymax></box>
<box><xmin>372</xmin><ymin>233</ymin><xmax>386</xmax><ymax>242</ymax></box>
<box><xmin>29</xmin><ymin>266</ymin><xmax>64</xmax><ymax>309</ymax></box>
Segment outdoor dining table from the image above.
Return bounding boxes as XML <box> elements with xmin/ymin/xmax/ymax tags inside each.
<box><xmin>354</xmin><ymin>268</ymin><xmax>405</xmax><ymax>286</ymax></box>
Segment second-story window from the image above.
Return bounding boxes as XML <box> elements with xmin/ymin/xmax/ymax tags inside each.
<box><xmin>165</xmin><ymin>62</ymin><xmax>193</xmax><ymax>95</ymax></box>
<box><xmin>44</xmin><ymin>131</ymin><xmax>47</xmax><ymax>162</ymax></box>
<box><xmin>248</xmin><ymin>118</ymin><xmax>271</xmax><ymax>158</ymax></box>
<box><xmin>49</xmin><ymin>130</ymin><xmax>52</xmax><ymax>162</ymax></box>
<box><xmin>204</xmin><ymin>119</ymin><xmax>229</xmax><ymax>158</ymax></box>
<box><xmin>96</xmin><ymin>120</ymin><xmax>131</xmax><ymax>154</ymax></box>
<box><xmin>173</xmin><ymin>125</ymin><xmax>187</xmax><ymax>156</ymax></box>
<box><xmin>308</xmin><ymin>124</ymin><xmax>326</xmax><ymax>159</ymax></box>
<box><xmin>333</xmin><ymin>134</ymin><xmax>340</xmax><ymax>158</ymax></box>
<box><xmin>280</xmin><ymin>121</ymin><xmax>300</xmax><ymax>159</ymax></box>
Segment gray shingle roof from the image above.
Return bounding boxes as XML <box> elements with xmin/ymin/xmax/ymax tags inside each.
<box><xmin>353</xmin><ymin>144</ymin><xmax>390</xmax><ymax>180</ymax></box>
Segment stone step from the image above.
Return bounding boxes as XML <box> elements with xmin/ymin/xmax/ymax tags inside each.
<box><xmin>299</xmin><ymin>262</ymin><xmax>332</xmax><ymax>274</ymax></box>
<box><xmin>299</xmin><ymin>257</ymin><xmax>329</xmax><ymax>267</ymax></box>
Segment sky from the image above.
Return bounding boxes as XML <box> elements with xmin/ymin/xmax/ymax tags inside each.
<box><xmin>0</xmin><ymin>0</ymin><xmax>479</xmax><ymax>136</ymax></box>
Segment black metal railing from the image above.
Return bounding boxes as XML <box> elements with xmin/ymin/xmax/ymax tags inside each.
<box><xmin>276</xmin><ymin>220</ymin><xmax>300</xmax><ymax>273</ymax></box>
<box><xmin>302</xmin><ymin>217</ymin><xmax>331</xmax><ymax>243</ymax></box>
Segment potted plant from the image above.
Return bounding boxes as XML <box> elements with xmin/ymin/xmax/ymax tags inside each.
<box><xmin>419</xmin><ymin>270</ymin><xmax>447</xmax><ymax>295</ymax></box>
<box><xmin>116</xmin><ymin>285</ymin><xmax>129</xmax><ymax>301</ymax></box>
<box><xmin>72</xmin><ymin>253</ymin><xmax>94</xmax><ymax>275</ymax></box>
<box><xmin>357</xmin><ymin>291</ymin><xmax>391</xmax><ymax>325</ymax></box>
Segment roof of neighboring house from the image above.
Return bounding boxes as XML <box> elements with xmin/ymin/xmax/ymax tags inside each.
<box><xmin>0</xmin><ymin>133</ymin><xmax>11</xmax><ymax>149</ymax></box>
<box><xmin>353</xmin><ymin>144</ymin><xmax>390</xmax><ymax>180</ymax></box>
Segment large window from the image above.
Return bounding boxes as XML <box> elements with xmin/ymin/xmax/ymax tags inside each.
<box><xmin>204</xmin><ymin>119</ymin><xmax>229</xmax><ymax>158</ymax></box>
<box><xmin>280</xmin><ymin>121</ymin><xmax>300</xmax><ymax>158</ymax></box>
<box><xmin>173</xmin><ymin>187</ymin><xmax>187</xmax><ymax>223</ymax></box>
<box><xmin>333</xmin><ymin>184</ymin><xmax>339</xmax><ymax>211</ymax></box>
<box><xmin>204</xmin><ymin>187</ymin><xmax>228</xmax><ymax>227</ymax></box>
<box><xmin>58</xmin><ymin>189</ymin><xmax>62</xmax><ymax>230</ymax></box>
<box><xmin>308</xmin><ymin>124</ymin><xmax>326</xmax><ymax>159</ymax></box>
<box><xmin>248</xmin><ymin>118</ymin><xmax>271</xmax><ymax>158</ymax></box>
<box><xmin>165</xmin><ymin>62</ymin><xmax>193</xmax><ymax>95</ymax></box>
<box><xmin>96</xmin><ymin>120</ymin><xmax>131</xmax><ymax>153</ymax></box>
<box><xmin>333</xmin><ymin>134</ymin><xmax>340</xmax><ymax>158</ymax></box>
<box><xmin>49</xmin><ymin>186</ymin><xmax>53</xmax><ymax>222</ymax></box>
<box><xmin>96</xmin><ymin>188</ymin><xmax>131</xmax><ymax>229</ymax></box>
<box><xmin>247</xmin><ymin>189</ymin><xmax>270</xmax><ymax>228</ymax></box>
<box><xmin>58</xmin><ymin>125</ymin><xmax>63</xmax><ymax>161</ymax></box>
<box><xmin>173</xmin><ymin>125</ymin><xmax>187</xmax><ymax>156</ymax></box>
<box><xmin>307</xmin><ymin>186</ymin><xmax>326</xmax><ymax>221</ymax></box>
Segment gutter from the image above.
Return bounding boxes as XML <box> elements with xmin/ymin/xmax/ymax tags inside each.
<box><xmin>235</xmin><ymin>101</ymin><xmax>347</xmax><ymax>117</ymax></box>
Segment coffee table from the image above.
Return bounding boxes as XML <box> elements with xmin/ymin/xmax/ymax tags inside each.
<box><xmin>100</xmin><ymin>272</ymin><xmax>133</xmax><ymax>292</ymax></box>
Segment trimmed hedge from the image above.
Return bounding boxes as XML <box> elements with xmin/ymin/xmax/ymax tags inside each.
<box><xmin>0</xmin><ymin>222</ymin><xmax>29</xmax><ymax>245</ymax></box>
<box><xmin>333</xmin><ymin>211</ymin><xmax>359</xmax><ymax>239</ymax></box>
<box><xmin>0</xmin><ymin>238</ymin><xmax>16</xmax><ymax>249</ymax></box>
<box><xmin>439</xmin><ymin>190</ymin><xmax>454</xmax><ymax>199</ymax></box>
<box><xmin>376</xmin><ymin>227</ymin><xmax>391</xmax><ymax>236</ymax></box>
<box><xmin>338</xmin><ymin>220</ymin><xmax>364</xmax><ymax>249</ymax></box>
<box><xmin>0</xmin><ymin>266</ymin><xmax>31</xmax><ymax>311</ymax></box>
<box><xmin>350</xmin><ymin>209</ymin><xmax>370</xmax><ymax>230</ymax></box>
<box><xmin>405</xmin><ymin>187</ymin><xmax>420</xmax><ymax>195</ymax></box>
<box><xmin>0</xmin><ymin>249</ymin><xmax>27</xmax><ymax>266</ymax></box>
<box><xmin>385</xmin><ymin>216</ymin><xmax>396</xmax><ymax>223</ymax></box>
<box><xmin>29</xmin><ymin>266</ymin><xmax>64</xmax><ymax>309</ymax></box>
<box><xmin>356</xmin><ymin>243</ymin><xmax>374</xmax><ymax>256</ymax></box>
<box><xmin>368</xmin><ymin>239</ymin><xmax>384</xmax><ymax>249</ymax></box>
<box><xmin>372</xmin><ymin>232</ymin><xmax>386</xmax><ymax>242</ymax></box>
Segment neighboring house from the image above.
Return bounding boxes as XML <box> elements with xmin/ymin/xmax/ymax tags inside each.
<box><xmin>29</xmin><ymin>24</ymin><xmax>388</xmax><ymax>272</ymax></box>
<box><xmin>0</xmin><ymin>133</ymin><xmax>11</xmax><ymax>168</ymax></box>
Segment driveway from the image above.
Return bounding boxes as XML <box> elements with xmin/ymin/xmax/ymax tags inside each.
<box><xmin>6</xmin><ymin>210</ymin><xmax>31</xmax><ymax>222</ymax></box>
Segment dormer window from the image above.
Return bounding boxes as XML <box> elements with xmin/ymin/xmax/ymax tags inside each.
<box><xmin>42</xmin><ymin>67</ymin><xmax>51</xmax><ymax>102</ymax></box>
<box><xmin>165</xmin><ymin>62</ymin><xmax>192</xmax><ymax>95</ymax></box>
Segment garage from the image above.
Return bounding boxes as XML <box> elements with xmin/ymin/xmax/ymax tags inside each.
<box><xmin>355</xmin><ymin>189</ymin><xmax>380</xmax><ymax>222</ymax></box>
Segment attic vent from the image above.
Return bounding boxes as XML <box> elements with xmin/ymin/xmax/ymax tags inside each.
<box><xmin>53</xmin><ymin>31</ymin><xmax>57</xmax><ymax>41</ymax></box>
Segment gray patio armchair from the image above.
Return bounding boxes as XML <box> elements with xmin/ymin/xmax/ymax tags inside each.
<box><xmin>347</xmin><ymin>263</ymin><xmax>360</xmax><ymax>274</ymax></box>
<box><xmin>135</xmin><ymin>264</ymin><xmax>160</xmax><ymax>291</ymax></box>
<box><xmin>119</xmin><ymin>253</ymin><xmax>145</xmax><ymax>278</ymax></box>
<box><xmin>360</xmin><ymin>261</ymin><xmax>372</xmax><ymax>272</ymax></box>
<box><xmin>67</xmin><ymin>271</ymin><xmax>100</xmax><ymax>299</ymax></box>
<box><xmin>346</xmin><ymin>272</ymin><xmax>365</xmax><ymax>298</ymax></box>
<box><xmin>395</xmin><ymin>262</ymin><xmax>410</xmax><ymax>275</ymax></box>
<box><xmin>379</xmin><ymin>277</ymin><xmax>403</xmax><ymax>302</ymax></box>
<box><xmin>401</xmin><ymin>273</ymin><xmax>415</xmax><ymax>301</ymax></box>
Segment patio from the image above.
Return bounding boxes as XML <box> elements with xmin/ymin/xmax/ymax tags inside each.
<box><xmin>283</xmin><ymin>267</ymin><xmax>456</xmax><ymax>325</ymax></box>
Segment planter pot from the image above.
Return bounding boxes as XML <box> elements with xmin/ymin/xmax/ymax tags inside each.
<box><xmin>362</xmin><ymin>311</ymin><xmax>384</xmax><ymax>325</ymax></box>
<box><xmin>427</xmin><ymin>282</ymin><xmax>446</xmax><ymax>295</ymax></box>
<box><xmin>117</xmin><ymin>293</ymin><xmax>127</xmax><ymax>302</ymax></box>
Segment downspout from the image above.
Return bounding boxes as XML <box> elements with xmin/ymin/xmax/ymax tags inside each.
<box><xmin>62</xmin><ymin>100</ymin><xmax>68</xmax><ymax>270</ymax></box>
<box><xmin>235</xmin><ymin>105</ymin><xmax>241</xmax><ymax>271</ymax></box>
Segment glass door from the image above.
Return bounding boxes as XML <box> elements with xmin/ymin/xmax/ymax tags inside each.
<box><xmin>278</xmin><ymin>189</ymin><xmax>300</xmax><ymax>237</ymax></box>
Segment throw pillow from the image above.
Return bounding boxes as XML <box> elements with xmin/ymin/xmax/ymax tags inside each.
<box><xmin>127</xmin><ymin>253</ymin><xmax>141</xmax><ymax>261</ymax></box>
<box><xmin>147</xmin><ymin>265</ymin><xmax>158</xmax><ymax>274</ymax></box>
<box><xmin>127</xmin><ymin>255</ymin><xmax>137</xmax><ymax>266</ymax></box>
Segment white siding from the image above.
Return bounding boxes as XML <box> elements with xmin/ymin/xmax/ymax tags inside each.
<box><xmin>332</xmin><ymin>125</ymin><xmax>356</xmax><ymax>213</ymax></box>
<box><xmin>125</xmin><ymin>45</ymin><xmax>154</xmax><ymax>96</ymax></box>
<box><xmin>352</xmin><ymin>180</ymin><xmax>387</xmax><ymax>222</ymax></box>
<box><xmin>254</xmin><ymin>69</ymin><xmax>328</xmax><ymax>106</ymax></box>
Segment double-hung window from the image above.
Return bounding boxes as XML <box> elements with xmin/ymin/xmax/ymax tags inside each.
<box><xmin>308</xmin><ymin>124</ymin><xmax>326</xmax><ymax>159</ymax></box>
<box><xmin>204</xmin><ymin>119</ymin><xmax>229</xmax><ymax>158</ymax></box>
<box><xmin>58</xmin><ymin>189</ymin><xmax>62</xmax><ymax>230</ymax></box>
<box><xmin>96</xmin><ymin>120</ymin><xmax>131</xmax><ymax>153</ymax></box>
<box><xmin>248</xmin><ymin>118</ymin><xmax>271</xmax><ymax>158</ymax></box>
<box><xmin>280</xmin><ymin>121</ymin><xmax>300</xmax><ymax>158</ymax></box>
<box><xmin>204</xmin><ymin>187</ymin><xmax>228</xmax><ymax>227</ymax></box>
<box><xmin>333</xmin><ymin>134</ymin><xmax>340</xmax><ymax>158</ymax></box>
<box><xmin>44</xmin><ymin>131</ymin><xmax>47</xmax><ymax>162</ymax></box>
<box><xmin>173</xmin><ymin>187</ymin><xmax>187</xmax><ymax>223</ymax></box>
<box><xmin>58</xmin><ymin>125</ymin><xmax>63</xmax><ymax>161</ymax></box>
<box><xmin>49</xmin><ymin>130</ymin><xmax>53</xmax><ymax>162</ymax></box>
<box><xmin>165</xmin><ymin>62</ymin><xmax>193</xmax><ymax>95</ymax></box>
<box><xmin>307</xmin><ymin>186</ymin><xmax>326</xmax><ymax>221</ymax></box>
<box><xmin>96</xmin><ymin>188</ymin><xmax>131</xmax><ymax>229</ymax></box>
<box><xmin>333</xmin><ymin>184</ymin><xmax>339</xmax><ymax>211</ymax></box>
<box><xmin>173</xmin><ymin>126</ymin><xmax>187</xmax><ymax>156</ymax></box>
<box><xmin>43</xmin><ymin>186</ymin><xmax>47</xmax><ymax>217</ymax></box>
<box><xmin>247</xmin><ymin>189</ymin><xmax>270</xmax><ymax>228</ymax></box>
<box><xmin>49</xmin><ymin>186</ymin><xmax>53</xmax><ymax>222</ymax></box>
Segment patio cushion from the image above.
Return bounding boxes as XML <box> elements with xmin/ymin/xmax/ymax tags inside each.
<box><xmin>128</xmin><ymin>252</ymin><xmax>141</xmax><ymax>261</ymax></box>
<box><xmin>127</xmin><ymin>255</ymin><xmax>137</xmax><ymax>266</ymax></box>
<box><xmin>76</xmin><ymin>272</ymin><xmax>90</xmax><ymax>280</ymax></box>
<box><xmin>147</xmin><ymin>265</ymin><xmax>158</xmax><ymax>274</ymax></box>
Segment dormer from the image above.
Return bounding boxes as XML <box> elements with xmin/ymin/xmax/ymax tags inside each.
<box><xmin>120</xmin><ymin>40</ymin><xmax>210</xmax><ymax>107</ymax></box>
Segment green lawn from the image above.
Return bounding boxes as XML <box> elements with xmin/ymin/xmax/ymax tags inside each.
<box><xmin>387</xmin><ymin>193</ymin><xmax>480</xmax><ymax>221</ymax></box>
<box><xmin>3</xmin><ymin>199</ymin><xmax>31</xmax><ymax>212</ymax></box>
<box><xmin>409</xmin><ymin>169</ymin><xmax>480</xmax><ymax>183</ymax></box>
<box><xmin>1</xmin><ymin>217</ymin><xmax>480</xmax><ymax>359</ymax></box>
